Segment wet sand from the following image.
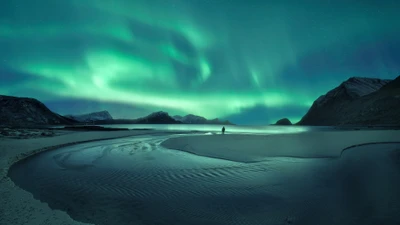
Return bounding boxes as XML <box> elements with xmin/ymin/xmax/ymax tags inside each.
<box><xmin>0</xmin><ymin>129</ymin><xmax>180</xmax><ymax>225</ymax></box>
<box><xmin>2</xmin><ymin>129</ymin><xmax>400</xmax><ymax>225</ymax></box>
<box><xmin>161</xmin><ymin>130</ymin><xmax>400</xmax><ymax>162</ymax></box>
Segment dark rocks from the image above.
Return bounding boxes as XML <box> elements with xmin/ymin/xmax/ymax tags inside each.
<box><xmin>0</xmin><ymin>128</ymin><xmax>57</xmax><ymax>139</ymax></box>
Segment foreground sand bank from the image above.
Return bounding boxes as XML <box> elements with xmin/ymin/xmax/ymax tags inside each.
<box><xmin>2</xmin><ymin>129</ymin><xmax>400</xmax><ymax>225</ymax></box>
<box><xmin>161</xmin><ymin>130</ymin><xmax>400</xmax><ymax>162</ymax></box>
<box><xmin>0</xmin><ymin>129</ymin><xmax>179</xmax><ymax>225</ymax></box>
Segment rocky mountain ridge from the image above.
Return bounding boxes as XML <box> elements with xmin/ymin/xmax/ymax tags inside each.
<box><xmin>0</xmin><ymin>95</ymin><xmax>75</xmax><ymax>127</ymax></box>
<box><xmin>65</xmin><ymin>110</ymin><xmax>113</xmax><ymax>122</ymax></box>
<box><xmin>298</xmin><ymin>76</ymin><xmax>400</xmax><ymax>126</ymax></box>
<box><xmin>173</xmin><ymin>114</ymin><xmax>232</xmax><ymax>125</ymax></box>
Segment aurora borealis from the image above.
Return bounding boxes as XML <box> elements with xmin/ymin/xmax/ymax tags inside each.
<box><xmin>1</xmin><ymin>0</ymin><xmax>400</xmax><ymax>124</ymax></box>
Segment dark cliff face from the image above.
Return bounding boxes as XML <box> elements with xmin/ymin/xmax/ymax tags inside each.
<box><xmin>298</xmin><ymin>76</ymin><xmax>400</xmax><ymax>126</ymax></box>
<box><xmin>342</xmin><ymin>76</ymin><xmax>400</xmax><ymax>126</ymax></box>
<box><xmin>0</xmin><ymin>95</ymin><xmax>75</xmax><ymax>126</ymax></box>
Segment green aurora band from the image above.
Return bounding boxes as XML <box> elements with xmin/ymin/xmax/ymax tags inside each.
<box><xmin>1</xmin><ymin>0</ymin><xmax>400</xmax><ymax>124</ymax></box>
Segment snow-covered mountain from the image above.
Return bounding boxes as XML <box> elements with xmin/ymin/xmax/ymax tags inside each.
<box><xmin>298</xmin><ymin>76</ymin><xmax>399</xmax><ymax>126</ymax></box>
<box><xmin>173</xmin><ymin>114</ymin><xmax>233</xmax><ymax>125</ymax></box>
<box><xmin>0</xmin><ymin>95</ymin><xmax>75</xmax><ymax>126</ymax></box>
<box><xmin>173</xmin><ymin>114</ymin><xmax>207</xmax><ymax>124</ymax></box>
<box><xmin>65</xmin><ymin>110</ymin><xmax>113</xmax><ymax>122</ymax></box>
<box><xmin>313</xmin><ymin>77</ymin><xmax>391</xmax><ymax>107</ymax></box>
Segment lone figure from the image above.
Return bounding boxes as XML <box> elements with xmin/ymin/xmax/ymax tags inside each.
<box><xmin>222</xmin><ymin>126</ymin><xmax>225</xmax><ymax>134</ymax></box>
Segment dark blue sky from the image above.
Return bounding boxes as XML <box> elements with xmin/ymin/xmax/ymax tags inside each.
<box><xmin>1</xmin><ymin>0</ymin><xmax>399</xmax><ymax>124</ymax></box>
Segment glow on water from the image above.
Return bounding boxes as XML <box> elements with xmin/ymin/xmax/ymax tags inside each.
<box><xmin>8</xmin><ymin>134</ymin><xmax>400</xmax><ymax>225</ymax></box>
<box><xmin>100</xmin><ymin>124</ymin><xmax>318</xmax><ymax>134</ymax></box>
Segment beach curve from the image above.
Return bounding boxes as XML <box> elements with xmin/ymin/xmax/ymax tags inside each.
<box><xmin>6</xmin><ymin>131</ymin><xmax>400</xmax><ymax>225</ymax></box>
<box><xmin>0</xmin><ymin>129</ymin><xmax>186</xmax><ymax>225</ymax></box>
<box><xmin>161</xmin><ymin>130</ymin><xmax>400</xmax><ymax>162</ymax></box>
<box><xmin>3</xmin><ymin>129</ymin><xmax>400</xmax><ymax>225</ymax></box>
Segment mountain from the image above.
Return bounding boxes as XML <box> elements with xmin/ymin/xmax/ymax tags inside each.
<box><xmin>134</xmin><ymin>111</ymin><xmax>180</xmax><ymax>124</ymax></box>
<box><xmin>94</xmin><ymin>112</ymin><xmax>233</xmax><ymax>125</ymax></box>
<box><xmin>0</xmin><ymin>95</ymin><xmax>75</xmax><ymax>126</ymax></box>
<box><xmin>173</xmin><ymin>115</ymin><xmax>183</xmax><ymax>121</ymax></box>
<box><xmin>173</xmin><ymin>114</ymin><xmax>233</xmax><ymax>125</ymax></box>
<box><xmin>298</xmin><ymin>76</ymin><xmax>400</xmax><ymax>126</ymax></box>
<box><xmin>65</xmin><ymin>110</ymin><xmax>113</xmax><ymax>122</ymax></box>
<box><xmin>207</xmin><ymin>118</ymin><xmax>234</xmax><ymax>125</ymax></box>
<box><xmin>173</xmin><ymin>114</ymin><xmax>207</xmax><ymax>124</ymax></box>
<box><xmin>92</xmin><ymin>111</ymin><xmax>179</xmax><ymax>124</ymax></box>
<box><xmin>274</xmin><ymin>118</ymin><xmax>292</xmax><ymax>125</ymax></box>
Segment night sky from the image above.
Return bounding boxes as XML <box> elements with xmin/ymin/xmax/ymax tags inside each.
<box><xmin>1</xmin><ymin>0</ymin><xmax>400</xmax><ymax>125</ymax></box>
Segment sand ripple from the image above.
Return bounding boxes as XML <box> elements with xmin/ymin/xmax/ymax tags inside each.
<box><xmin>8</xmin><ymin>135</ymin><xmax>400</xmax><ymax>225</ymax></box>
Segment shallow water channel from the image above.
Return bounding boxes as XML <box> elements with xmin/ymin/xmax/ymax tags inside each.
<box><xmin>9</xmin><ymin>134</ymin><xmax>400</xmax><ymax>225</ymax></box>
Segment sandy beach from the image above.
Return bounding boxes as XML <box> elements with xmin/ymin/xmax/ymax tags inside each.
<box><xmin>162</xmin><ymin>130</ymin><xmax>400</xmax><ymax>162</ymax></box>
<box><xmin>1</xmin><ymin>129</ymin><xmax>400</xmax><ymax>225</ymax></box>
<box><xmin>0</xmin><ymin>129</ymin><xmax>180</xmax><ymax>225</ymax></box>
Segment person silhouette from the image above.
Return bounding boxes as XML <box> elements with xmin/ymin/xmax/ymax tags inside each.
<box><xmin>222</xmin><ymin>126</ymin><xmax>225</xmax><ymax>134</ymax></box>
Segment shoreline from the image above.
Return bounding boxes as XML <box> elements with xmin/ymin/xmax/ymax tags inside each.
<box><xmin>2</xmin><ymin>129</ymin><xmax>400</xmax><ymax>225</ymax></box>
<box><xmin>161</xmin><ymin>130</ymin><xmax>400</xmax><ymax>162</ymax></box>
<box><xmin>0</xmin><ymin>129</ymin><xmax>189</xmax><ymax>225</ymax></box>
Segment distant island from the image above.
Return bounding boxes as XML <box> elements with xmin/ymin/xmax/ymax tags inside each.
<box><xmin>273</xmin><ymin>118</ymin><xmax>292</xmax><ymax>125</ymax></box>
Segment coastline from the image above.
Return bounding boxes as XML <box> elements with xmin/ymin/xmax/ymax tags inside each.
<box><xmin>161</xmin><ymin>130</ymin><xmax>400</xmax><ymax>162</ymax></box>
<box><xmin>0</xmin><ymin>129</ymin><xmax>184</xmax><ymax>225</ymax></box>
<box><xmin>2</xmin><ymin>128</ymin><xmax>400</xmax><ymax>225</ymax></box>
